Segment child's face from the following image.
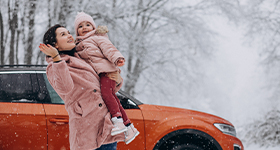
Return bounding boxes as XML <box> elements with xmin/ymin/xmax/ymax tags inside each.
<box><xmin>77</xmin><ymin>21</ymin><xmax>94</xmax><ymax>36</ymax></box>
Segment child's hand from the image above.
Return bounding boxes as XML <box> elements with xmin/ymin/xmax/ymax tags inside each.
<box><xmin>117</xmin><ymin>59</ymin><xmax>125</xmax><ymax>67</ymax></box>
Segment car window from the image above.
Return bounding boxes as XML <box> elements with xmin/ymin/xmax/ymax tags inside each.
<box><xmin>0</xmin><ymin>73</ymin><xmax>43</xmax><ymax>103</ymax></box>
<box><xmin>116</xmin><ymin>92</ymin><xmax>139</xmax><ymax>109</ymax></box>
<box><xmin>37</xmin><ymin>73</ymin><xmax>136</xmax><ymax>106</ymax></box>
<box><xmin>41</xmin><ymin>73</ymin><xmax>64</xmax><ymax>104</ymax></box>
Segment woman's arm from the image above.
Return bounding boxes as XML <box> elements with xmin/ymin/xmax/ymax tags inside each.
<box><xmin>46</xmin><ymin>61</ymin><xmax>75</xmax><ymax>95</ymax></box>
<box><xmin>106</xmin><ymin>71</ymin><xmax>122</xmax><ymax>85</ymax></box>
<box><xmin>40</xmin><ymin>44</ymin><xmax>74</xmax><ymax>95</ymax></box>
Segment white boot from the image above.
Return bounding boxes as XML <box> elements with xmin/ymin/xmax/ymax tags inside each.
<box><xmin>111</xmin><ymin>117</ymin><xmax>128</xmax><ymax>136</ymax></box>
<box><xmin>125</xmin><ymin>123</ymin><xmax>140</xmax><ymax>144</ymax></box>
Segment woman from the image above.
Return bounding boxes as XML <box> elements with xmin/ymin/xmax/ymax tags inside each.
<box><xmin>39</xmin><ymin>24</ymin><xmax>124</xmax><ymax>150</ymax></box>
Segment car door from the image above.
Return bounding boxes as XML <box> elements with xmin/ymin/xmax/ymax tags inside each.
<box><xmin>116</xmin><ymin>92</ymin><xmax>146</xmax><ymax>150</ymax></box>
<box><xmin>37</xmin><ymin>72</ymin><xmax>145</xmax><ymax>150</ymax></box>
<box><xmin>0</xmin><ymin>71</ymin><xmax>48</xmax><ymax>150</ymax></box>
<box><xmin>38</xmin><ymin>73</ymin><xmax>70</xmax><ymax>150</ymax></box>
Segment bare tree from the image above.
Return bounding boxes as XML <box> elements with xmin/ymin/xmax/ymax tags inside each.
<box><xmin>15</xmin><ymin>1</ymin><xmax>26</xmax><ymax>64</ymax></box>
<box><xmin>0</xmin><ymin>0</ymin><xmax>240</xmax><ymax>106</ymax></box>
<box><xmin>24</xmin><ymin>0</ymin><xmax>37</xmax><ymax>64</ymax></box>
<box><xmin>57</xmin><ymin>0</ymin><xmax>74</xmax><ymax>27</ymax></box>
<box><xmin>19</xmin><ymin>1</ymin><xmax>28</xmax><ymax>65</ymax></box>
<box><xmin>8</xmin><ymin>0</ymin><xmax>19</xmax><ymax>65</ymax></box>
<box><xmin>36</xmin><ymin>0</ymin><xmax>52</xmax><ymax>65</ymax></box>
<box><xmin>243</xmin><ymin>0</ymin><xmax>280</xmax><ymax>106</ymax></box>
<box><xmin>47</xmin><ymin>0</ymin><xmax>52</xmax><ymax>28</ymax></box>
<box><xmin>86</xmin><ymin>0</ymin><xmax>241</xmax><ymax>98</ymax></box>
<box><xmin>58</xmin><ymin>0</ymin><xmax>67</xmax><ymax>25</ymax></box>
<box><xmin>0</xmin><ymin>9</ymin><xmax>4</xmax><ymax>65</ymax></box>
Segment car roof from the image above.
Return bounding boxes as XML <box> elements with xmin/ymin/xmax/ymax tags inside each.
<box><xmin>0</xmin><ymin>65</ymin><xmax>47</xmax><ymax>71</ymax></box>
<box><xmin>0</xmin><ymin>65</ymin><xmax>144</xmax><ymax>105</ymax></box>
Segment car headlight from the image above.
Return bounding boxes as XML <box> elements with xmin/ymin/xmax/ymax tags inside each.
<box><xmin>214</xmin><ymin>123</ymin><xmax>236</xmax><ymax>137</ymax></box>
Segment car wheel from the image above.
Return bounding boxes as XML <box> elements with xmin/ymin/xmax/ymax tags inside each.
<box><xmin>172</xmin><ymin>144</ymin><xmax>204</xmax><ymax>150</ymax></box>
<box><xmin>153</xmin><ymin>129</ymin><xmax>222</xmax><ymax>150</ymax></box>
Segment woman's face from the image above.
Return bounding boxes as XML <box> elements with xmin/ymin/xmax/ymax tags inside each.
<box><xmin>55</xmin><ymin>27</ymin><xmax>75</xmax><ymax>51</ymax></box>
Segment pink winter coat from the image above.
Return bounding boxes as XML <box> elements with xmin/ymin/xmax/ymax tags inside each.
<box><xmin>75</xmin><ymin>29</ymin><xmax>124</xmax><ymax>75</ymax></box>
<box><xmin>46</xmin><ymin>54</ymin><xmax>125</xmax><ymax>150</ymax></box>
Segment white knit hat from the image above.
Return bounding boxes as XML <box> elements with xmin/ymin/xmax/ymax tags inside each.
<box><xmin>74</xmin><ymin>12</ymin><xmax>96</xmax><ymax>36</ymax></box>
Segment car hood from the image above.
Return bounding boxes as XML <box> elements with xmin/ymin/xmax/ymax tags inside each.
<box><xmin>138</xmin><ymin>104</ymin><xmax>233</xmax><ymax>126</ymax></box>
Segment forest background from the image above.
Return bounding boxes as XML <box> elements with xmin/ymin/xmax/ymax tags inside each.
<box><xmin>1</xmin><ymin>0</ymin><xmax>280</xmax><ymax>149</ymax></box>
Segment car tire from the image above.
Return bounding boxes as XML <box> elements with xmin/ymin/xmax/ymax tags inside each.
<box><xmin>153</xmin><ymin>129</ymin><xmax>222</xmax><ymax>150</ymax></box>
<box><xmin>171</xmin><ymin>144</ymin><xmax>204</xmax><ymax>150</ymax></box>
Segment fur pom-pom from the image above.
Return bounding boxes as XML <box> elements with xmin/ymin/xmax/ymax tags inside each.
<box><xmin>95</xmin><ymin>26</ymin><xmax>109</xmax><ymax>34</ymax></box>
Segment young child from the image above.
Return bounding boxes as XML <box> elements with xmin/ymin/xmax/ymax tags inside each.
<box><xmin>74</xmin><ymin>12</ymin><xmax>139</xmax><ymax>144</ymax></box>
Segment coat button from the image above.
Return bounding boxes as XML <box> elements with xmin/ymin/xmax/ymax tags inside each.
<box><xmin>99</xmin><ymin>103</ymin><xmax>102</xmax><ymax>107</ymax></box>
<box><xmin>93</xmin><ymin>89</ymin><xmax>97</xmax><ymax>92</ymax></box>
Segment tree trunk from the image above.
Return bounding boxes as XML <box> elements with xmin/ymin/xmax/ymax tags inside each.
<box><xmin>20</xmin><ymin>1</ymin><xmax>27</xmax><ymax>64</ymax></box>
<box><xmin>42</xmin><ymin>0</ymin><xmax>52</xmax><ymax>64</ymax></box>
<box><xmin>24</xmin><ymin>0</ymin><xmax>36</xmax><ymax>65</ymax></box>
<box><xmin>47</xmin><ymin>0</ymin><xmax>52</xmax><ymax>28</ymax></box>
<box><xmin>58</xmin><ymin>0</ymin><xmax>67</xmax><ymax>25</ymax></box>
<box><xmin>0</xmin><ymin>11</ymin><xmax>4</xmax><ymax>65</ymax></box>
<box><xmin>124</xmin><ymin>56</ymin><xmax>142</xmax><ymax>95</ymax></box>
<box><xmin>8</xmin><ymin>0</ymin><xmax>19</xmax><ymax>65</ymax></box>
<box><xmin>123</xmin><ymin>0</ymin><xmax>146</xmax><ymax>96</ymax></box>
<box><xmin>15</xmin><ymin>28</ymin><xmax>20</xmax><ymax>64</ymax></box>
<box><xmin>36</xmin><ymin>0</ymin><xmax>51</xmax><ymax>65</ymax></box>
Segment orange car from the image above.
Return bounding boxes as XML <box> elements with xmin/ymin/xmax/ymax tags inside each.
<box><xmin>0</xmin><ymin>65</ymin><xmax>243</xmax><ymax>150</ymax></box>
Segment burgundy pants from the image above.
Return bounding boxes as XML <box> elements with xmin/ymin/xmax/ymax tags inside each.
<box><xmin>100</xmin><ymin>73</ymin><xmax>131</xmax><ymax>125</ymax></box>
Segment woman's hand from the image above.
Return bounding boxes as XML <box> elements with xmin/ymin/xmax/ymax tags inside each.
<box><xmin>39</xmin><ymin>44</ymin><xmax>58</xmax><ymax>56</ymax></box>
<box><xmin>39</xmin><ymin>44</ymin><xmax>61</xmax><ymax>61</ymax></box>
<box><xmin>107</xmin><ymin>71</ymin><xmax>122</xmax><ymax>85</ymax></box>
